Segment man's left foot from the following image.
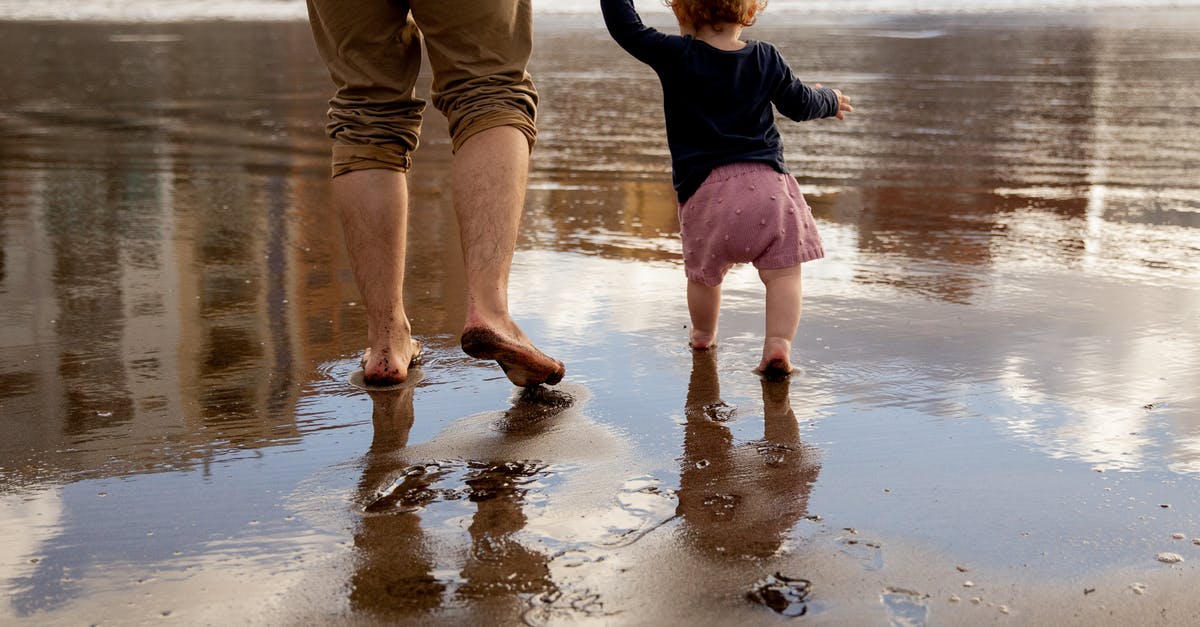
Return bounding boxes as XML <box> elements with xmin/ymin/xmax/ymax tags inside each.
<box><xmin>461</xmin><ymin>326</ymin><xmax>565</xmax><ymax>387</ymax></box>
<box><xmin>359</xmin><ymin>338</ymin><xmax>423</xmax><ymax>387</ymax></box>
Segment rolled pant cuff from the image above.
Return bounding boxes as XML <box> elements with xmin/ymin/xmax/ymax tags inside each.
<box><xmin>330</xmin><ymin>144</ymin><xmax>413</xmax><ymax>178</ymax></box>
<box><xmin>451</xmin><ymin>112</ymin><xmax>537</xmax><ymax>154</ymax></box>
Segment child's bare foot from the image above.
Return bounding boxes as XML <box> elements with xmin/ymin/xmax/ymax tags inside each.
<box><xmin>689</xmin><ymin>329</ymin><xmax>717</xmax><ymax>350</ymax></box>
<box><xmin>360</xmin><ymin>338</ymin><xmax>423</xmax><ymax>387</ymax></box>
<box><xmin>756</xmin><ymin>337</ymin><xmax>793</xmax><ymax>378</ymax></box>
<box><xmin>461</xmin><ymin>326</ymin><xmax>565</xmax><ymax>387</ymax></box>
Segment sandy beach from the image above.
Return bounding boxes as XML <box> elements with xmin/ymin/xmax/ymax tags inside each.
<box><xmin>2</xmin><ymin>8</ymin><xmax>1200</xmax><ymax>625</ymax></box>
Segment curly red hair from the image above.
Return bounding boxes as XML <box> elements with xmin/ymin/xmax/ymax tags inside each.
<box><xmin>665</xmin><ymin>0</ymin><xmax>767</xmax><ymax>31</ymax></box>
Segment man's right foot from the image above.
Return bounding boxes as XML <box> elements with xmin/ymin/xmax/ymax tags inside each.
<box><xmin>460</xmin><ymin>327</ymin><xmax>565</xmax><ymax>387</ymax></box>
<box><xmin>360</xmin><ymin>338</ymin><xmax>423</xmax><ymax>387</ymax></box>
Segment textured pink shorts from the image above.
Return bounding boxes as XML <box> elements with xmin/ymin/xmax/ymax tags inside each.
<box><xmin>678</xmin><ymin>162</ymin><xmax>825</xmax><ymax>287</ymax></box>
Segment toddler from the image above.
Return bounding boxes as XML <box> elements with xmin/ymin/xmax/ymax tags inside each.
<box><xmin>601</xmin><ymin>0</ymin><xmax>852</xmax><ymax>375</ymax></box>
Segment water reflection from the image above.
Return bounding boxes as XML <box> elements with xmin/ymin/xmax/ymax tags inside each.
<box><xmin>349</xmin><ymin>388</ymin><xmax>445</xmax><ymax>616</ymax></box>
<box><xmin>350</xmin><ymin>387</ymin><xmax>567</xmax><ymax>618</ymax></box>
<box><xmin>677</xmin><ymin>351</ymin><xmax>820</xmax><ymax>558</ymax></box>
<box><xmin>791</xmin><ymin>15</ymin><xmax>1200</xmax><ymax>299</ymax></box>
<box><xmin>1</xmin><ymin>16</ymin><xmax>1197</xmax><ymax>484</ymax></box>
<box><xmin>0</xmin><ymin>11</ymin><xmax>1198</xmax><ymax>624</ymax></box>
<box><xmin>0</xmin><ymin>22</ymin><xmax>341</xmax><ymax>486</ymax></box>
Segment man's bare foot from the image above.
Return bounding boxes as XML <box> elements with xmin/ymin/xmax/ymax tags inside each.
<box><xmin>756</xmin><ymin>337</ymin><xmax>793</xmax><ymax>379</ymax></box>
<box><xmin>460</xmin><ymin>327</ymin><xmax>565</xmax><ymax>387</ymax></box>
<box><xmin>360</xmin><ymin>338</ymin><xmax>423</xmax><ymax>387</ymax></box>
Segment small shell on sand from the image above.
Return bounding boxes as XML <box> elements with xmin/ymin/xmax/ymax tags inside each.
<box><xmin>1156</xmin><ymin>552</ymin><xmax>1184</xmax><ymax>564</ymax></box>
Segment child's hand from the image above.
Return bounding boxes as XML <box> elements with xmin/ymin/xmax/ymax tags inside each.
<box><xmin>832</xmin><ymin>89</ymin><xmax>853</xmax><ymax>120</ymax></box>
<box><xmin>816</xmin><ymin>84</ymin><xmax>853</xmax><ymax>120</ymax></box>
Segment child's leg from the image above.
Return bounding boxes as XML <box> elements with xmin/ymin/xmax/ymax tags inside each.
<box><xmin>757</xmin><ymin>264</ymin><xmax>803</xmax><ymax>374</ymax></box>
<box><xmin>687</xmin><ymin>279</ymin><xmax>722</xmax><ymax>349</ymax></box>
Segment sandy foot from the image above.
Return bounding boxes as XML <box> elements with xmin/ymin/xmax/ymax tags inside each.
<box><xmin>460</xmin><ymin>327</ymin><xmax>565</xmax><ymax>387</ymax></box>
<box><xmin>360</xmin><ymin>339</ymin><xmax>423</xmax><ymax>387</ymax></box>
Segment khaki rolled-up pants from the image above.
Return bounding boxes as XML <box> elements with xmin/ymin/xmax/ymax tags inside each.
<box><xmin>307</xmin><ymin>0</ymin><xmax>538</xmax><ymax>177</ymax></box>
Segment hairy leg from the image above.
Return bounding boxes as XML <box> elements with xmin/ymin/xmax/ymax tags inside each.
<box><xmin>453</xmin><ymin>126</ymin><xmax>564</xmax><ymax>386</ymax></box>
<box><xmin>687</xmin><ymin>279</ymin><xmax>722</xmax><ymax>349</ymax></box>
<box><xmin>757</xmin><ymin>264</ymin><xmax>803</xmax><ymax>375</ymax></box>
<box><xmin>334</xmin><ymin>169</ymin><xmax>422</xmax><ymax>386</ymax></box>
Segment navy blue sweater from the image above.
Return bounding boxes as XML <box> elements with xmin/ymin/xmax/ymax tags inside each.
<box><xmin>601</xmin><ymin>0</ymin><xmax>840</xmax><ymax>202</ymax></box>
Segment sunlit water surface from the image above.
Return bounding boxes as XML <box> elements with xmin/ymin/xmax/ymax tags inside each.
<box><xmin>1</xmin><ymin>11</ymin><xmax>1199</xmax><ymax>625</ymax></box>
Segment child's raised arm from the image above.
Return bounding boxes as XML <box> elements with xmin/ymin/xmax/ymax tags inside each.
<box><xmin>601</xmin><ymin>0</ymin><xmax>681</xmax><ymax>66</ymax></box>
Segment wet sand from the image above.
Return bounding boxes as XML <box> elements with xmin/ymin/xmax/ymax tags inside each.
<box><xmin>2</xmin><ymin>9</ymin><xmax>1200</xmax><ymax>625</ymax></box>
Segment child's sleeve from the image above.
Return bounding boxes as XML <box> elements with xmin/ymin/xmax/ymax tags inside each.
<box><xmin>600</xmin><ymin>0</ymin><xmax>677</xmax><ymax>66</ymax></box>
<box><xmin>769</xmin><ymin>47</ymin><xmax>840</xmax><ymax>122</ymax></box>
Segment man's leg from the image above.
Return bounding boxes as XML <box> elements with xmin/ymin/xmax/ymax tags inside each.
<box><xmin>334</xmin><ymin>169</ymin><xmax>422</xmax><ymax>385</ymax></box>
<box><xmin>454</xmin><ymin>126</ymin><xmax>564</xmax><ymax>387</ymax></box>
<box><xmin>412</xmin><ymin>0</ymin><xmax>562</xmax><ymax>387</ymax></box>
<box><xmin>307</xmin><ymin>0</ymin><xmax>425</xmax><ymax>386</ymax></box>
<box><xmin>758</xmin><ymin>265</ymin><xmax>804</xmax><ymax>376</ymax></box>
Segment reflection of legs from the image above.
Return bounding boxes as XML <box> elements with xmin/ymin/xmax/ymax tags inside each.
<box><xmin>761</xmin><ymin>378</ymin><xmax>800</xmax><ymax>445</ymax></box>
<box><xmin>351</xmin><ymin>388</ymin><xmax>446</xmax><ymax>616</ymax></box>
<box><xmin>687</xmin><ymin>279</ymin><xmax>722</xmax><ymax>349</ymax></box>
<box><xmin>678</xmin><ymin>350</ymin><xmax>737</xmax><ymax>550</ymax></box>
<box><xmin>685</xmin><ymin>348</ymin><xmax>723</xmax><ymax>418</ymax></box>
<box><xmin>366</xmin><ymin>388</ymin><xmax>417</xmax><ymax>453</ymax></box>
<box><xmin>757</xmin><ymin>264</ymin><xmax>803</xmax><ymax>375</ymax></box>
<box><xmin>458</xmin><ymin>463</ymin><xmax>555</xmax><ymax>599</ymax></box>
<box><xmin>457</xmin><ymin>389</ymin><xmax>566</xmax><ymax>598</ymax></box>
<box><xmin>335</xmin><ymin>171</ymin><xmax>423</xmax><ymax>385</ymax></box>
<box><xmin>751</xmin><ymin>377</ymin><xmax>819</xmax><ymax>556</ymax></box>
<box><xmin>454</xmin><ymin>128</ymin><xmax>565</xmax><ymax>387</ymax></box>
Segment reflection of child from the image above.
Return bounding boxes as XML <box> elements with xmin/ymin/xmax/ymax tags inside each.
<box><xmin>679</xmin><ymin>350</ymin><xmax>820</xmax><ymax>557</ymax></box>
<box><xmin>601</xmin><ymin>0</ymin><xmax>852</xmax><ymax>375</ymax></box>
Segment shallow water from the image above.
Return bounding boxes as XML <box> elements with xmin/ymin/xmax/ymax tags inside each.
<box><xmin>1</xmin><ymin>11</ymin><xmax>1199</xmax><ymax>625</ymax></box>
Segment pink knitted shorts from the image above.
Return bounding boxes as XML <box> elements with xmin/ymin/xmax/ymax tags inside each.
<box><xmin>678</xmin><ymin>162</ymin><xmax>825</xmax><ymax>287</ymax></box>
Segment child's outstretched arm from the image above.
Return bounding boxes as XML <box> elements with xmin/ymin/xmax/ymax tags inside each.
<box><xmin>817</xmin><ymin>84</ymin><xmax>854</xmax><ymax>120</ymax></box>
<box><xmin>600</xmin><ymin>0</ymin><xmax>679</xmax><ymax>65</ymax></box>
<box><xmin>775</xmin><ymin>78</ymin><xmax>848</xmax><ymax>122</ymax></box>
<box><xmin>770</xmin><ymin>48</ymin><xmax>852</xmax><ymax>122</ymax></box>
